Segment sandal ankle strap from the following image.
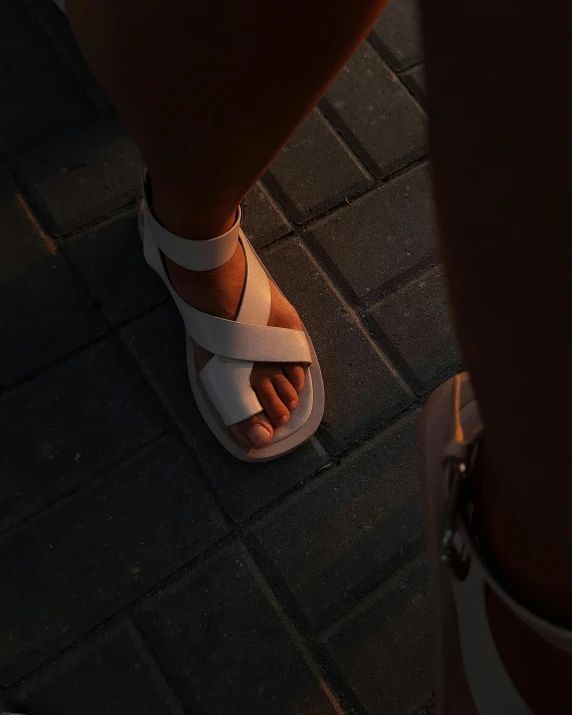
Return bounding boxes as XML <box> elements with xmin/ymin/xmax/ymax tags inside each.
<box><xmin>462</xmin><ymin>522</ymin><xmax>572</xmax><ymax>654</ymax></box>
<box><xmin>142</xmin><ymin>173</ymin><xmax>241</xmax><ymax>271</ymax></box>
<box><xmin>443</xmin><ymin>374</ymin><xmax>572</xmax><ymax>655</ymax></box>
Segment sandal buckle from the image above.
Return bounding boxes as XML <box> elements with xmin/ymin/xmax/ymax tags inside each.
<box><xmin>441</xmin><ymin>458</ymin><xmax>472</xmax><ymax>581</ymax></box>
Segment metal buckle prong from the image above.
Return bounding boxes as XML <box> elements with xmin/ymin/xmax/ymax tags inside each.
<box><xmin>440</xmin><ymin>458</ymin><xmax>471</xmax><ymax>581</ymax></box>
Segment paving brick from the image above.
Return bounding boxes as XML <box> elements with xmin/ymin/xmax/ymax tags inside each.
<box><xmin>249</xmin><ymin>411</ymin><xmax>423</xmax><ymax>629</ymax></box>
<box><xmin>323</xmin><ymin>559</ymin><xmax>434</xmax><ymax>715</ymax></box>
<box><xmin>0</xmin><ymin>338</ymin><xmax>166</xmax><ymax>531</ymax></box>
<box><xmin>321</xmin><ymin>42</ymin><xmax>426</xmax><ymax>178</ymax></box>
<box><xmin>402</xmin><ymin>64</ymin><xmax>427</xmax><ymax>107</ymax></box>
<box><xmin>122</xmin><ymin>304</ymin><xmax>328</xmax><ymax>522</ymax></box>
<box><xmin>370</xmin><ymin>0</ymin><xmax>423</xmax><ymax>71</ymax></box>
<box><xmin>242</xmin><ymin>182</ymin><xmax>291</xmax><ymax>249</ymax></box>
<box><xmin>307</xmin><ymin>162</ymin><xmax>437</xmax><ymax>304</ymax></box>
<box><xmin>136</xmin><ymin>544</ymin><xmax>338</xmax><ymax>715</ymax></box>
<box><xmin>0</xmin><ymin>435</ymin><xmax>228</xmax><ymax>684</ymax></box>
<box><xmin>15</xmin><ymin>120</ymin><xmax>142</xmax><ymax>237</ymax></box>
<box><xmin>61</xmin><ymin>210</ymin><xmax>167</xmax><ymax>325</ymax></box>
<box><xmin>264</xmin><ymin>110</ymin><xmax>370</xmax><ymax>223</ymax></box>
<box><xmin>264</xmin><ymin>238</ymin><xmax>412</xmax><ymax>453</ymax></box>
<box><xmin>11</xmin><ymin>621</ymin><xmax>184</xmax><ymax>715</ymax></box>
<box><xmin>21</xmin><ymin>0</ymin><xmax>112</xmax><ymax>113</ymax></box>
<box><xmin>417</xmin><ymin>699</ymin><xmax>437</xmax><ymax>715</ymax></box>
<box><xmin>0</xmin><ymin>0</ymin><xmax>90</xmax><ymax>153</ymax></box>
<box><xmin>369</xmin><ymin>265</ymin><xmax>460</xmax><ymax>393</ymax></box>
<box><xmin>0</xmin><ymin>170</ymin><xmax>106</xmax><ymax>386</ymax></box>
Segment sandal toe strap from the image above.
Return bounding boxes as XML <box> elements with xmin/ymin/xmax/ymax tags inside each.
<box><xmin>200</xmin><ymin>355</ymin><xmax>263</xmax><ymax>426</ymax></box>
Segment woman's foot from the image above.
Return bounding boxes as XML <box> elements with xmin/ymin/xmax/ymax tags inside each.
<box><xmin>165</xmin><ymin>243</ymin><xmax>306</xmax><ymax>449</ymax></box>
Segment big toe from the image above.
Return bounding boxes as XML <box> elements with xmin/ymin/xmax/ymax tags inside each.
<box><xmin>231</xmin><ymin>413</ymin><xmax>274</xmax><ymax>449</ymax></box>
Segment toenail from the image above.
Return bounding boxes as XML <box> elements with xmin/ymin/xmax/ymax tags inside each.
<box><xmin>288</xmin><ymin>401</ymin><xmax>297</xmax><ymax>411</ymax></box>
<box><xmin>278</xmin><ymin>414</ymin><xmax>289</xmax><ymax>426</ymax></box>
<box><xmin>247</xmin><ymin>424</ymin><xmax>271</xmax><ymax>447</ymax></box>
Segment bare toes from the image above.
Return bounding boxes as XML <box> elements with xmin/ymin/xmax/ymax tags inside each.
<box><xmin>253</xmin><ymin>377</ymin><xmax>290</xmax><ymax>428</ymax></box>
<box><xmin>273</xmin><ymin>373</ymin><xmax>299</xmax><ymax>411</ymax></box>
<box><xmin>230</xmin><ymin>413</ymin><xmax>273</xmax><ymax>448</ymax></box>
<box><xmin>284</xmin><ymin>365</ymin><xmax>305</xmax><ymax>394</ymax></box>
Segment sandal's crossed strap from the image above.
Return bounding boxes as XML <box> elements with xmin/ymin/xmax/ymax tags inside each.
<box><xmin>144</xmin><ymin>199</ymin><xmax>312</xmax><ymax>425</ymax></box>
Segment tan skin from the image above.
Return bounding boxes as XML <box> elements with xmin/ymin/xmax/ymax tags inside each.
<box><xmin>422</xmin><ymin>0</ymin><xmax>572</xmax><ymax>711</ymax></box>
<box><xmin>66</xmin><ymin>0</ymin><xmax>389</xmax><ymax>448</ymax></box>
<box><xmin>67</xmin><ymin>0</ymin><xmax>571</xmax><ymax>708</ymax></box>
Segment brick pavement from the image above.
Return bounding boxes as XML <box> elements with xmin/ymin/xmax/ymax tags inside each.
<box><xmin>0</xmin><ymin>0</ymin><xmax>459</xmax><ymax>713</ymax></box>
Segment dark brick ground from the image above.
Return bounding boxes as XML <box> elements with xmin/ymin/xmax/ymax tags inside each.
<box><xmin>0</xmin><ymin>169</ymin><xmax>106</xmax><ymax>385</ymax></box>
<box><xmin>11</xmin><ymin>621</ymin><xmax>185</xmax><ymax>715</ymax></box>
<box><xmin>369</xmin><ymin>0</ymin><xmax>423</xmax><ymax>72</ymax></box>
<box><xmin>61</xmin><ymin>210</ymin><xmax>167</xmax><ymax>325</ymax></box>
<box><xmin>247</xmin><ymin>411</ymin><xmax>423</xmax><ymax>630</ymax></box>
<box><xmin>264</xmin><ymin>111</ymin><xmax>371</xmax><ymax>223</ymax></box>
<box><xmin>1</xmin><ymin>0</ymin><xmax>451</xmax><ymax>712</ymax></box>
<box><xmin>401</xmin><ymin>64</ymin><xmax>426</xmax><ymax>107</ymax></box>
<box><xmin>15</xmin><ymin>119</ymin><xmax>142</xmax><ymax>237</ymax></box>
<box><xmin>321</xmin><ymin>43</ymin><xmax>426</xmax><ymax>179</ymax></box>
<box><xmin>323</xmin><ymin>558</ymin><xmax>434</xmax><ymax>715</ymax></box>
<box><xmin>368</xmin><ymin>265</ymin><xmax>460</xmax><ymax>393</ymax></box>
<box><xmin>0</xmin><ymin>0</ymin><xmax>91</xmax><ymax>154</ymax></box>
<box><xmin>136</xmin><ymin>545</ymin><xmax>340</xmax><ymax>715</ymax></box>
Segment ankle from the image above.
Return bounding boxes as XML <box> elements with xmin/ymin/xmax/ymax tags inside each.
<box><xmin>473</xmin><ymin>440</ymin><xmax>572</xmax><ymax>624</ymax></box>
<box><xmin>164</xmin><ymin>239</ymin><xmax>246</xmax><ymax>319</ymax></box>
<box><xmin>150</xmin><ymin>181</ymin><xmax>240</xmax><ymax>240</ymax></box>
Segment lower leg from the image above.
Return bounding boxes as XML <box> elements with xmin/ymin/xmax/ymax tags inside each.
<box><xmin>66</xmin><ymin>0</ymin><xmax>388</xmax><ymax>239</ymax></box>
<box><xmin>421</xmin><ymin>0</ymin><xmax>572</xmax><ymax>620</ymax></box>
<box><xmin>66</xmin><ymin>0</ymin><xmax>388</xmax><ymax>448</ymax></box>
<box><xmin>421</xmin><ymin>0</ymin><xmax>572</xmax><ymax>710</ymax></box>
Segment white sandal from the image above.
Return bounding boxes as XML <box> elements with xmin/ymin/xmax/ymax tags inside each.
<box><xmin>139</xmin><ymin>175</ymin><xmax>325</xmax><ymax>462</ymax></box>
<box><xmin>419</xmin><ymin>373</ymin><xmax>572</xmax><ymax>714</ymax></box>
